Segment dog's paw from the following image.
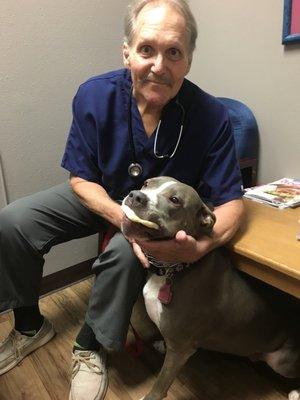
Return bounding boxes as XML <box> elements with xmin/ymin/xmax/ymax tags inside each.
<box><xmin>153</xmin><ymin>340</ymin><xmax>166</xmax><ymax>354</ymax></box>
<box><xmin>289</xmin><ymin>390</ymin><xmax>300</xmax><ymax>400</ymax></box>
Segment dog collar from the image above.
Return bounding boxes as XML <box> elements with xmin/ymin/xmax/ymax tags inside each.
<box><xmin>146</xmin><ymin>255</ymin><xmax>191</xmax><ymax>305</ymax></box>
<box><xmin>146</xmin><ymin>254</ymin><xmax>190</xmax><ymax>276</ymax></box>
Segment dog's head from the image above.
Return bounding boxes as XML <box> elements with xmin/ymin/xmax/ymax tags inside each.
<box><xmin>121</xmin><ymin>176</ymin><xmax>216</xmax><ymax>240</ymax></box>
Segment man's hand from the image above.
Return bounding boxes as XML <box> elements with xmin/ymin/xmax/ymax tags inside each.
<box><xmin>130</xmin><ymin>240</ymin><xmax>150</xmax><ymax>268</ymax></box>
<box><xmin>135</xmin><ymin>230</ymin><xmax>213</xmax><ymax>265</ymax></box>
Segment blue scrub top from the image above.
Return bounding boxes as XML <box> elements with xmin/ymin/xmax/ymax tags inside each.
<box><xmin>61</xmin><ymin>68</ymin><xmax>243</xmax><ymax>206</ymax></box>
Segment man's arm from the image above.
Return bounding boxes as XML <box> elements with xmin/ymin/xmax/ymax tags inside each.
<box><xmin>135</xmin><ymin>199</ymin><xmax>245</xmax><ymax>266</ymax></box>
<box><xmin>70</xmin><ymin>176</ymin><xmax>124</xmax><ymax>229</ymax></box>
<box><xmin>192</xmin><ymin>198</ymin><xmax>245</xmax><ymax>259</ymax></box>
<box><xmin>71</xmin><ymin>176</ymin><xmax>153</xmax><ymax>266</ymax></box>
<box><xmin>209</xmin><ymin>198</ymin><xmax>245</xmax><ymax>249</ymax></box>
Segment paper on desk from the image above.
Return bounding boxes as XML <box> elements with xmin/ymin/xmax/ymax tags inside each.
<box><xmin>244</xmin><ymin>178</ymin><xmax>300</xmax><ymax>209</ymax></box>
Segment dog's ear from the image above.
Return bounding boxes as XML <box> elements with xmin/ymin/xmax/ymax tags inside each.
<box><xmin>197</xmin><ymin>203</ymin><xmax>216</xmax><ymax>236</ymax></box>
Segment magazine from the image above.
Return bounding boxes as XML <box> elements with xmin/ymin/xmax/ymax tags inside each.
<box><xmin>243</xmin><ymin>178</ymin><xmax>300</xmax><ymax>209</ymax></box>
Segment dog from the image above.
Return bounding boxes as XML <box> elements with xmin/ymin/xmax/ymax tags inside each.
<box><xmin>121</xmin><ymin>176</ymin><xmax>300</xmax><ymax>400</ymax></box>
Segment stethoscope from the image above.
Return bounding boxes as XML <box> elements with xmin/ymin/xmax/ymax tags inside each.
<box><xmin>127</xmin><ymin>86</ymin><xmax>186</xmax><ymax>178</ymax></box>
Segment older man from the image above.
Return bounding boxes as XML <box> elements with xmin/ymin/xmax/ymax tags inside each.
<box><xmin>0</xmin><ymin>0</ymin><xmax>244</xmax><ymax>399</ymax></box>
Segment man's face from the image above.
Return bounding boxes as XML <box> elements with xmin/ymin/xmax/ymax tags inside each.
<box><xmin>123</xmin><ymin>3</ymin><xmax>191</xmax><ymax>109</ymax></box>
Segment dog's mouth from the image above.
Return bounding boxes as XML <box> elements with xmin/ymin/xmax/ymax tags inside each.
<box><xmin>121</xmin><ymin>204</ymin><xmax>160</xmax><ymax>230</ymax></box>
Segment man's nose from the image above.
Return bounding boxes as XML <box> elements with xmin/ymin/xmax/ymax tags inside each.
<box><xmin>127</xmin><ymin>190</ymin><xmax>148</xmax><ymax>207</ymax></box>
<box><xmin>151</xmin><ymin>54</ymin><xmax>166</xmax><ymax>75</ymax></box>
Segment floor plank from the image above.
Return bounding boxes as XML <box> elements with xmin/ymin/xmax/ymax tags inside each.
<box><xmin>0</xmin><ymin>278</ymin><xmax>298</xmax><ymax>400</ymax></box>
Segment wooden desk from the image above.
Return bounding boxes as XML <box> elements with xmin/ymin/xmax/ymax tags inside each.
<box><xmin>227</xmin><ymin>199</ymin><xmax>300</xmax><ymax>299</ymax></box>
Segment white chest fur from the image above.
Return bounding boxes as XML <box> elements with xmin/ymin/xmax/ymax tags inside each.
<box><xmin>143</xmin><ymin>274</ymin><xmax>165</xmax><ymax>328</ymax></box>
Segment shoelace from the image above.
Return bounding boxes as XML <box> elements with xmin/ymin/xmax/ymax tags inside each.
<box><xmin>8</xmin><ymin>330</ymin><xmax>23</xmax><ymax>360</ymax></box>
<box><xmin>71</xmin><ymin>352</ymin><xmax>103</xmax><ymax>379</ymax></box>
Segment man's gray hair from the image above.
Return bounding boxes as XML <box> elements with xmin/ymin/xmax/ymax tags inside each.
<box><xmin>124</xmin><ymin>0</ymin><xmax>198</xmax><ymax>55</ymax></box>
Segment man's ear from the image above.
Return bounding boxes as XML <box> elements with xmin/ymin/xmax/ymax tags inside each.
<box><xmin>123</xmin><ymin>42</ymin><xmax>131</xmax><ymax>68</ymax></box>
<box><xmin>186</xmin><ymin>55</ymin><xmax>192</xmax><ymax>75</ymax></box>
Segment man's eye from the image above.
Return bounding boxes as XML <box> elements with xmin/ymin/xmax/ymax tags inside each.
<box><xmin>139</xmin><ymin>45</ymin><xmax>153</xmax><ymax>56</ymax></box>
<box><xmin>167</xmin><ymin>48</ymin><xmax>182</xmax><ymax>60</ymax></box>
<box><xmin>169</xmin><ymin>196</ymin><xmax>180</xmax><ymax>204</ymax></box>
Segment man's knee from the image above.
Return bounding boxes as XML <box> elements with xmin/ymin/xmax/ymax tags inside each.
<box><xmin>0</xmin><ymin>199</ymin><xmax>34</xmax><ymax>240</ymax></box>
<box><xmin>96</xmin><ymin>232</ymin><xmax>144</xmax><ymax>277</ymax></box>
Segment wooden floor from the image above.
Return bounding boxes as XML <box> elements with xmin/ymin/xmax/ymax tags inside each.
<box><xmin>0</xmin><ymin>278</ymin><xmax>298</xmax><ymax>400</ymax></box>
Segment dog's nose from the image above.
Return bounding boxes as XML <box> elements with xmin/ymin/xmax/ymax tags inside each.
<box><xmin>127</xmin><ymin>190</ymin><xmax>148</xmax><ymax>207</ymax></box>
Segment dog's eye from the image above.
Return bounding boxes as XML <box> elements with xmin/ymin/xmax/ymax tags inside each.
<box><xmin>143</xmin><ymin>180</ymin><xmax>149</xmax><ymax>188</ymax></box>
<box><xmin>169</xmin><ymin>196</ymin><xmax>180</xmax><ymax>205</ymax></box>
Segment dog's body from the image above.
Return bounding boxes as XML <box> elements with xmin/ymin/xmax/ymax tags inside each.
<box><xmin>121</xmin><ymin>177</ymin><xmax>300</xmax><ymax>400</ymax></box>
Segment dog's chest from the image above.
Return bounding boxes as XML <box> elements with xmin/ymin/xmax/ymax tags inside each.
<box><xmin>143</xmin><ymin>274</ymin><xmax>165</xmax><ymax>328</ymax></box>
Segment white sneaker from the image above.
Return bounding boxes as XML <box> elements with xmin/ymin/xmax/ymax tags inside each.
<box><xmin>69</xmin><ymin>349</ymin><xmax>108</xmax><ymax>400</ymax></box>
<box><xmin>289</xmin><ymin>390</ymin><xmax>300</xmax><ymax>400</ymax></box>
<box><xmin>0</xmin><ymin>318</ymin><xmax>55</xmax><ymax>375</ymax></box>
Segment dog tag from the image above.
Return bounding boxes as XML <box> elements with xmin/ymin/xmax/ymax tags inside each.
<box><xmin>158</xmin><ymin>279</ymin><xmax>173</xmax><ymax>305</ymax></box>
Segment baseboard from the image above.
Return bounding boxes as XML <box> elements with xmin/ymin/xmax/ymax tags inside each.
<box><xmin>40</xmin><ymin>258</ymin><xmax>96</xmax><ymax>296</ymax></box>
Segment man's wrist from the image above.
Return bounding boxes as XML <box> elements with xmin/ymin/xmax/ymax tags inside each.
<box><xmin>195</xmin><ymin>235</ymin><xmax>216</xmax><ymax>260</ymax></box>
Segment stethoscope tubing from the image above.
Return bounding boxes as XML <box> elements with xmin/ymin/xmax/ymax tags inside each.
<box><xmin>127</xmin><ymin>85</ymin><xmax>185</xmax><ymax>177</ymax></box>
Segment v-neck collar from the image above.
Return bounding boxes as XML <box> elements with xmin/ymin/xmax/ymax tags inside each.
<box><xmin>122</xmin><ymin>68</ymin><xmax>188</xmax><ymax>156</ymax></box>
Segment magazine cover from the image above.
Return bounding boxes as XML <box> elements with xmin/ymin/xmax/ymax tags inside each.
<box><xmin>244</xmin><ymin>178</ymin><xmax>300</xmax><ymax>208</ymax></box>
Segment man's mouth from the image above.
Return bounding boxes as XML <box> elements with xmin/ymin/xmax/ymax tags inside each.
<box><xmin>142</xmin><ymin>74</ymin><xmax>171</xmax><ymax>87</ymax></box>
<box><xmin>147</xmin><ymin>80</ymin><xmax>167</xmax><ymax>85</ymax></box>
<box><xmin>121</xmin><ymin>204</ymin><xmax>159</xmax><ymax>230</ymax></box>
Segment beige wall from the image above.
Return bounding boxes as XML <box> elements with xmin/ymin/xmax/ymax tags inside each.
<box><xmin>189</xmin><ymin>0</ymin><xmax>300</xmax><ymax>183</ymax></box>
<box><xmin>0</xmin><ymin>0</ymin><xmax>128</xmax><ymax>274</ymax></box>
<box><xmin>0</xmin><ymin>0</ymin><xmax>128</xmax><ymax>202</ymax></box>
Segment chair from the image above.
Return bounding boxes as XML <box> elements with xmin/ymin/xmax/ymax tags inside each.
<box><xmin>218</xmin><ymin>97</ymin><xmax>259</xmax><ymax>188</ymax></box>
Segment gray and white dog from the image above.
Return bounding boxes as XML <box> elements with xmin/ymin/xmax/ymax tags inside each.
<box><xmin>121</xmin><ymin>176</ymin><xmax>300</xmax><ymax>400</ymax></box>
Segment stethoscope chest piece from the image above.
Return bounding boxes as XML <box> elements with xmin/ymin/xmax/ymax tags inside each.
<box><xmin>128</xmin><ymin>162</ymin><xmax>143</xmax><ymax>178</ymax></box>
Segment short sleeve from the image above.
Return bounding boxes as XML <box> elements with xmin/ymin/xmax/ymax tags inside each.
<box><xmin>61</xmin><ymin>86</ymin><xmax>102</xmax><ymax>183</ymax></box>
<box><xmin>199</xmin><ymin>119</ymin><xmax>243</xmax><ymax>206</ymax></box>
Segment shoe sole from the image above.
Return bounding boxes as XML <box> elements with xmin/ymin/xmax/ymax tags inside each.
<box><xmin>0</xmin><ymin>325</ymin><xmax>56</xmax><ymax>375</ymax></box>
<box><xmin>99</xmin><ymin>371</ymin><xmax>109</xmax><ymax>400</ymax></box>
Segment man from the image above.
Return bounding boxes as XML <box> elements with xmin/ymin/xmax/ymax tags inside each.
<box><xmin>0</xmin><ymin>1</ymin><xmax>244</xmax><ymax>399</ymax></box>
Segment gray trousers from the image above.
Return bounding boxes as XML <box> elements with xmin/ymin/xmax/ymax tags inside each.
<box><xmin>0</xmin><ymin>182</ymin><xmax>146</xmax><ymax>351</ymax></box>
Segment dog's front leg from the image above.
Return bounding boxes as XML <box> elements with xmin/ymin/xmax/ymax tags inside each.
<box><xmin>141</xmin><ymin>347</ymin><xmax>196</xmax><ymax>400</ymax></box>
